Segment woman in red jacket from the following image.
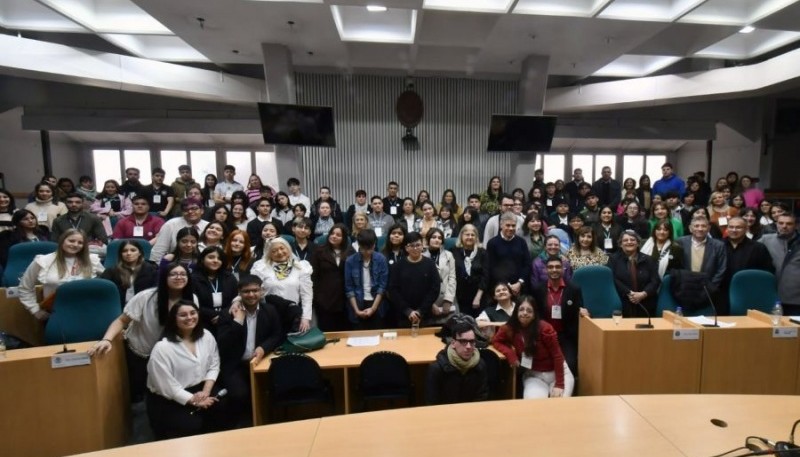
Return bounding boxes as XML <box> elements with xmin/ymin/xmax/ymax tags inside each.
<box><xmin>492</xmin><ymin>296</ymin><xmax>574</xmax><ymax>399</ymax></box>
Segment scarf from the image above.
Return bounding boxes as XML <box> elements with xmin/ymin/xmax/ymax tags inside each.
<box><xmin>641</xmin><ymin>237</ymin><xmax>672</xmax><ymax>278</ymax></box>
<box><xmin>273</xmin><ymin>260</ymin><xmax>293</xmax><ymax>280</ymax></box>
<box><xmin>463</xmin><ymin>248</ymin><xmax>477</xmax><ymax>275</ymax></box>
<box><xmin>447</xmin><ymin>345</ymin><xmax>480</xmax><ymax>375</ymax></box>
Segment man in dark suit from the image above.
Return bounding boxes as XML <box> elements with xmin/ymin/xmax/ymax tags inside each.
<box><xmin>532</xmin><ymin>255</ymin><xmax>584</xmax><ymax>377</ymax></box>
<box><xmin>677</xmin><ymin>216</ymin><xmax>727</xmax><ymax>295</ymax></box>
<box><xmin>719</xmin><ymin>217</ymin><xmax>774</xmax><ymax>314</ymax></box>
<box><xmin>591</xmin><ymin>166</ymin><xmax>622</xmax><ymax>209</ymax></box>
<box><xmin>216</xmin><ymin>275</ymin><xmax>283</xmax><ymax>426</ymax></box>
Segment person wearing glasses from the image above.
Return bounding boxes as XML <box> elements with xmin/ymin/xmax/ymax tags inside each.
<box><xmin>89</xmin><ymin>263</ymin><xmax>198</xmax><ymax>403</ymax></box>
<box><xmin>388</xmin><ymin>232</ymin><xmax>440</xmax><ymax>327</ymax></box>
<box><xmin>607</xmin><ymin>230</ymin><xmax>660</xmax><ymax>318</ymax></box>
<box><xmin>150</xmin><ymin>198</ymin><xmax>209</xmax><ymax>262</ymax></box>
<box><xmin>483</xmin><ymin>195</ymin><xmax>523</xmax><ymax>242</ymax></box>
<box><xmin>425</xmin><ymin>315</ymin><xmax>488</xmax><ymax>405</ymax></box>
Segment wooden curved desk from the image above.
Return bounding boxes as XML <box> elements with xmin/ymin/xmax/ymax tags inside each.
<box><xmin>71</xmin><ymin>395</ymin><xmax>800</xmax><ymax>457</ymax></box>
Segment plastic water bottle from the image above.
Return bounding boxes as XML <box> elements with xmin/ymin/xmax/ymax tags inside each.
<box><xmin>772</xmin><ymin>301</ymin><xmax>783</xmax><ymax>326</ymax></box>
<box><xmin>674</xmin><ymin>307</ymin><xmax>684</xmax><ymax>330</ymax></box>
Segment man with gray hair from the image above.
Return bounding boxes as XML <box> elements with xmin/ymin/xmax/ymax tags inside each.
<box><xmin>760</xmin><ymin>213</ymin><xmax>800</xmax><ymax>314</ymax></box>
<box><xmin>484</xmin><ymin>211</ymin><xmax>531</xmax><ymax>297</ymax></box>
<box><xmin>719</xmin><ymin>216</ymin><xmax>774</xmax><ymax>315</ymax></box>
<box><xmin>483</xmin><ymin>194</ymin><xmax>523</xmax><ymax>241</ymax></box>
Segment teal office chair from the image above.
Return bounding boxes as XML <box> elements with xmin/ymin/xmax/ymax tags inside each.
<box><xmin>280</xmin><ymin>234</ymin><xmax>296</xmax><ymax>245</ymax></box>
<box><xmin>314</xmin><ymin>234</ymin><xmax>327</xmax><ymax>246</ymax></box>
<box><xmin>3</xmin><ymin>241</ymin><xmax>58</xmax><ymax>287</ymax></box>
<box><xmin>657</xmin><ymin>274</ymin><xmax>714</xmax><ymax>317</ymax></box>
<box><xmin>44</xmin><ymin>279</ymin><xmax>121</xmax><ymax>345</ymax></box>
<box><xmin>103</xmin><ymin>238</ymin><xmax>152</xmax><ymax>269</ymax></box>
<box><xmin>571</xmin><ymin>266</ymin><xmax>621</xmax><ymax>318</ymax></box>
<box><xmin>443</xmin><ymin>237</ymin><xmax>458</xmax><ymax>251</ymax></box>
<box><xmin>376</xmin><ymin>236</ymin><xmax>387</xmax><ymax>252</ymax></box>
<box><xmin>729</xmin><ymin>270</ymin><xmax>778</xmax><ymax>315</ymax></box>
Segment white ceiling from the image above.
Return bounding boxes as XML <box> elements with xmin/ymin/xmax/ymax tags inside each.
<box><xmin>2</xmin><ymin>0</ymin><xmax>800</xmax><ymax>78</ymax></box>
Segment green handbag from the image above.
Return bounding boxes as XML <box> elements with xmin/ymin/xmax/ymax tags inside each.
<box><xmin>277</xmin><ymin>327</ymin><xmax>338</xmax><ymax>354</ymax></box>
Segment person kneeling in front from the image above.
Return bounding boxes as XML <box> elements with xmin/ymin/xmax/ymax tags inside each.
<box><xmin>425</xmin><ymin>316</ymin><xmax>489</xmax><ymax>405</ymax></box>
<box><xmin>216</xmin><ymin>275</ymin><xmax>283</xmax><ymax>427</ymax></box>
<box><xmin>146</xmin><ymin>300</ymin><xmax>227</xmax><ymax>440</ymax></box>
<box><xmin>492</xmin><ymin>295</ymin><xmax>574</xmax><ymax>399</ymax></box>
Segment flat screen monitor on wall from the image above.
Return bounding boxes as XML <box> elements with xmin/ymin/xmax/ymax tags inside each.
<box><xmin>486</xmin><ymin>114</ymin><xmax>557</xmax><ymax>152</ymax></box>
<box><xmin>257</xmin><ymin>103</ymin><xmax>336</xmax><ymax>147</ymax></box>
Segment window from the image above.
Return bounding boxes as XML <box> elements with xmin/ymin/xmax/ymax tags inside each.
<box><xmin>93</xmin><ymin>149</ymin><xmax>122</xmax><ymax>187</ymax></box>
<box><xmin>572</xmin><ymin>155</ymin><xmax>593</xmax><ymax>183</ymax></box>
<box><xmin>160</xmin><ymin>150</ymin><xmax>188</xmax><ymax>184</ymax></box>
<box><xmin>255</xmin><ymin>151</ymin><xmax>279</xmax><ymax>190</ymax></box>
<box><xmin>542</xmin><ymin>154</ymin><xmax>565</xmax><ymax>184</ymax></box>
<box><xmin>622</xmin><ymin>155</ymin><xmax>645</xmax><ymax>183</ymax></box>
<box><xmin>123</xmin><ymin>150</ymin><xmax>151</xmax><ymax>185</ymax></box>
<box><xmin>594</xmin><ymin>155</ymin><xmax>617</xmax><ymax>181</ymax></box>
<box><xmin>225</xmin><ymin>151</ymin><xmax>252</xmax><ymax>181</ymax></box>
<box><xmin>645</xmin><ymin>155</ymin><xmax>667</xmax><ymax>182</ymax></box>
<box><xmin>190</xmin><ymin>150</ymin><xmax>217</xmax><ymax>181</ymax></box>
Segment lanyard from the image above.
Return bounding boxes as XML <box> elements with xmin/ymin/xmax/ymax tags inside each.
<box><xmin>69</xmin><ymin>217</ymin><xmax>83</xmax><ymax>230</ymax></box>
<box><xmin>210</xmin><ymin>278</ymin><xmax>219</xmax><ymax>293</ymax></box>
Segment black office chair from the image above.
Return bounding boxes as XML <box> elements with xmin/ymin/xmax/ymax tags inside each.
<box><xmin>267</xmin><ymin>353</ymin><xmax>333</xmax><ymax>422</ymax></box>
<box><xmin>479</xmin><ymin>348</ymin><xmax>504</xmax><ymax>400</ymax></box>
<box><xmin>358</xmin><ymin>351</ymin><xmax>414</xmax><ymax>411</ymax></box>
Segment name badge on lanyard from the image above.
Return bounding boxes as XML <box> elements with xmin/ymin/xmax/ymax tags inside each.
<box><xmin>133</xmin><ymin>226</ymin><xmax>144</xmax><ymax>237</ymax></box>
<box><xmin>604</xmin><ymin>238</ymin><xmax>613</xmax><ymax>250</ymax></box>
<box><xmin>153</xmin><ymin>194</ymin><xmax>162</xmax><ymax>204</ymax></box>
<box><xmin>520</xmin><ymin>354</ymin><xmax>533</xmax><ymax>369</ymax></box>
<box><xmin>38</xmin><ymin>211</ymin><xmax>48</xmax><ymax>222</ymax></box>
<box><xmin>551</xmin><ymin>304</ymin><xmax>562</xmax><ymax>319</ymax></box>
<box><xmin>212</xmin><ymin>292</ymin><xmax>223</xmax><ymax>310</ymax></box>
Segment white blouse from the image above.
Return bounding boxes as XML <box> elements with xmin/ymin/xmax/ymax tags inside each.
<box><xmin>250</xmin><ymin>259</ymin><xmax>314</xmax><ymax>320</ymax></box>
<box><xmin>18</xmin><ymin>252</ymin><xmax>104</xmax><ymax>314</ymax></box>
<box><xmin>123</xmin><ymin>288</ymin><xmax>200</xmax><ymax>357</ymax></box>
<box><xmin>146</xmin><ymin>329</ymin><xmax>220</xmax><ymax>405</ymax></box>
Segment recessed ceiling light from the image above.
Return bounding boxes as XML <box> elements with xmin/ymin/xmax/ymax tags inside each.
<box><xmin>739</xmin><ymin>25</ymin><xmax>755</xmax><ymax>34</ymax></box>
<box><xmin>366</xmin><ymin>5</ymin><xmax>387</xmax><ymax>12</ymax></box>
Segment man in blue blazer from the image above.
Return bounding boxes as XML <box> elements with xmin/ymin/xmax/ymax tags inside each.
<box><xmin>676</xmin><ymin>216</ymin><xmax>727</xmax><ymax>293</ymax></box>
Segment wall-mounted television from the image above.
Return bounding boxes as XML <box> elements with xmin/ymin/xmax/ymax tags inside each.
<box><xmin>486</xmin><ymin>114</ymin><xmax>557</xmax><ymax>152</ymax></box>
<box><xmin>257</xmin><ymin>103</ymin><xmax>336</xmax><ymax>147</ymax></box>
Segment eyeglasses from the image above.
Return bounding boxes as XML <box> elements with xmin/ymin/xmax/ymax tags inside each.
<box><xmin>406</xmin><ymin>243</ymin><xmax>423</xmax><ymax>249</ymax></box>
<box><xmin>455</xmin><ymin>339</ymin><xmax>477</xmax><ymax>347</ymax></box>
<box><xmin>168</xmin><ymin>273</ymin><xmax>188</xmax><ymax>278</ymax></box>
<box><xmin>240</xmin><ymin>288</ymin><xmax>261</xmax><ymax>295</ymax></box>
<box><xmin>184</xmin><ymin>207</ymin><xmax>201</xmax><ymax>212</ymax></box>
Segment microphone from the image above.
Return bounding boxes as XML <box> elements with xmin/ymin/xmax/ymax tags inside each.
<box><xmin>56</xmin><ymin>322</ymin><xmax>75</xmax><ymax>354</ymax></box>
<box><xmin>702</xmin><ymin>285</ymin><xmax>719</xmax><ymax>328</ymax></box>
<box><xmin>635</xmin><ymin>301</ymin><xmax>653</xmax><ymax>329</ymax></box>
<box><xmin>190</xmin><ymin>388</ymin><xmax>228</xmax><ymax>415</ymax></box>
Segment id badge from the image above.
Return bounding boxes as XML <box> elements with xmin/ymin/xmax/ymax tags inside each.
<box><xmin>104</xmin><ymin>201</ymin><xmax>111</xmax><ymax>209</ymax></box>
<box><xmin>125</xmin><ymin>287</ymin><xmax>135</xmax><ymax>302</ymax></box>
<box><xmin>133</xmin><ymin>226</ymin><xmax>144</xmax><ymax>237</ymax></box>
<box><xmin>547</xmin><ymin>199</ymin><xmax>553</xmax><ymax>206</ymax></box>
<box><xmin>212</xmin><ymin>292</ymin><xmax>223</xmax><ymax>310</ymax></box>
<box><xmin>153</xmin><ymin>194</ymin><xmax>162</xmax><ymax>204</ymax></box>
<box><xmin>520</xmin><ymin>354</ymin><xmax>533</xmax><ymax>369</ymax></box>
<box><xmin>551</xmin><ymin>305</ymin><xmax>562</xmax><ymax>319</ymax></box>
<box><xmin>390</xmin><ymin>206</ymin><xmax>397</xmax><ymax>215</ymax></box>
<box><xmin>718</xmin><ymin>216</ymin><xmax>728</xmax><ymax>226</ymax></box>
<box><xmin>604</xmin><ymin>238</ymin><xmax>613</xmax><ymax>250</ymax></box>
<box><xmin>374</xmin><ymin>227</ymin><xmax>383</xmax><ymax>237</ymax></box>
<box><xmin>225</xmin><ymin>191</ymin><xmax>233</xmax><ymax>200</ymax></box>
<box><xmin>37</xmin><ymin>211</ymin><xmax>48</xmax><ymax>222</ymax></box>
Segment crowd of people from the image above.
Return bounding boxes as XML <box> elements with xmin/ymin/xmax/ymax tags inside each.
<box><xmin>2</xmin><ymin>161</ymin><xmax>798</xmax><ymax>439</ymax></box>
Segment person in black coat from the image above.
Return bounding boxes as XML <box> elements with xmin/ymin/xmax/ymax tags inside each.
<box><xmin>425</xmin><ymin>320</ymin><xmax>488</xmax><ymax>405</ymax></box>
<box><xmin>532</xmin><ymin>255</ymin><xmax>584</xmax><ymax>377</ymax></box>
<box><xmin>451</xmin><ymin>224</ymin><xmax>488</xmax><ymax>318</ymax></box>
<box><xmin>388</xmin><ymin>232</ymin><xmax>440</xmax><ymax>327</ymax></box>
<box><xmin>192</xmin><ymin>245</ymin><xmax>238</xmax><ymax>332</ymax></box>
<box><xmin>718</xmin><ymin>217</ymin><xmax>775</xmax><ymax>315</ymax></box>
<box><xmin>100</xmin><ymin>240</ymin><xmax>158</xmax><ymax>309</ymax></box>
<box><xmin>216</xmin><ymin>275</ymin><xmax>282</xmax><ymax>426</ymax></box>
<box><xmin>608</xmin><ymin>230</ymin><xmax>660</xmax><ymax>318</ymax></box>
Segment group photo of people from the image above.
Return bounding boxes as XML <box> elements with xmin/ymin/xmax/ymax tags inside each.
<box><xmin>1</xmin><ymin>160</ymin><xmax>798</xmax><ymax>441</ymax></box>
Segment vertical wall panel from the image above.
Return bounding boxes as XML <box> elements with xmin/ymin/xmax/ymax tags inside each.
<box><xmin>296</xmin><ymin>73</ymin><xmax>518</xmax><ymax>206</ymax></box>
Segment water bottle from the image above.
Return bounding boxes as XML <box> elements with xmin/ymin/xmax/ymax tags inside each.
<box><xmin>772</xmin><ymin>301</ymin><xmax>783</xmax><ymax>326</ymax></box>
<box><xmin>674</xmin><ymin>307</ymin><xmax>684</xmax><ymax>330</ymax></box>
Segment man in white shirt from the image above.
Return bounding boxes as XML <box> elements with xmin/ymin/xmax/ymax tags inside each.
<box><xmin>286</xmin><ymin>177</ymin><xmax>311</xmax><ymax>217</ymax></box>
<box><xmin>150</xmin><ymin>198</ymin><xmax>209</xmax><ymax>261</ymax></box>
<box><xmin>483</xmin><ymin>195</ymin><xmax>523</xmax><ymax>241</ymax></box>
<box><xmin>214</xmin><ymin>165</ymin><xmax>244</xmax><ymax>205</ymax></box>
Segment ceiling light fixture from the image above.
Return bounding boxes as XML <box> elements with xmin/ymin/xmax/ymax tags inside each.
<box><xmin>366</xmin><ymin>5</ymin><xmax>387</xmax><ymax>12</ymax></box>
<box><xmin>739</xmin><ymin>25</ymin><xmax>755</xmax><ymax>34</ymax></box>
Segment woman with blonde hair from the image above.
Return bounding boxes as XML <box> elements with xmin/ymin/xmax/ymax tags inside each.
<box><xmin>707</xmin><ymin>191</ymin><xmax>738</xmax><ymax>238</ymax></box>
<box><xmin>19</xmin><ymin>228</ymin><xmax>104</xmax><ymax>320</ymax></box>
<box><xmin>452</xmin><ymin>224</ymin><xmax>487</xmax><ymax>318</ymax></box>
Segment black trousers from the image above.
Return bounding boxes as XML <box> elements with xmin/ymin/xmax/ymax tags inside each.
<box><xmin>220</xmin><ymin>361</ymin><xmax>253</xmax><ymax>427</ymax></box>
<box><xmin>124</xmin><ymin>343</ymin><xmax>148</xmax><ymax>403</ymax></box>
<box><xmin>146</xmin><ymin>383</ymin><xmax>229</xmax><ymax>440</ymax></box>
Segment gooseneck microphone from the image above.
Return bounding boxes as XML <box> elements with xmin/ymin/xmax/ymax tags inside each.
<box><xmin>702</xmin><ymin>285</ymin><xmax>719</xmax><ymax>328</ymax></box>
<box><xmin>56</xmin><ymin>323</ymin><xmax>75</xmax><ymax>354</ymax></box>
<box><xmin>635</xmin><ymin>301</ymin><xmax>654</xmax><ymax>329</ymax></box>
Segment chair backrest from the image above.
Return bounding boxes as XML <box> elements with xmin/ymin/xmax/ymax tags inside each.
<box><xmin>314</xmin><ymin>234</ymin><xmax>327</xmax><ymax>246</ymax></box>
<box><xmin>571</xmin><ymin>265</ymin><xmax>621</xmax><ymax>318</ymax></box>
<box><xmin>479</xmin><ymin>348</ymin><xmax>501</xmax><ymax>399</ymax></box>
<box><xmin>280</xmin><ymin>234</ymin><xmax>296</xmax><ymax>245</ymax></box>
<box><xmin>376</xmin><ymin>236</ymin><xmax>387</xmax><ymax>252</ymax></box>
<box><xmin>443</xmin><ymin>237</ymin><xmax>458</xmax><ymax>251</ymax></box>
<box><xmin>268</xmin><ymin>353</ymin><xmax>325</xmax><ymax>397</ymax></box>
<box><xmin>44</xmin><ymin>279</ymin><xmax>121</xmax><ymax>345</ymax></box>
<box><xmin>657</xmin><ymin>274</ymin><xmax>715</xmax><ymax>317</ymax></box>
<box><xmin>359</xmin><ymin>351</ymin><xmax>411</xmax><ymax>392</ymax></box>
<box><xmin>730</xmin><ymin>270</ymin><xmax>778</xmax><ymax>315</ymax></box>
<box><xmin>103</xmin><ymin>239</ymin><xmax>152</xmax><ymax>269</ymax></box>
<box><xmin>3</xmin><ymin>241</ymin><xmax>58</xmax><ymax>287</ymax></box>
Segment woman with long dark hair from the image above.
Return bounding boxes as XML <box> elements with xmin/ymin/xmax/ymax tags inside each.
<box><xmin>100</xmin><ymin>240</ymin><xmax>158</xmax><ymax>308</ymax></box>
<box><xmin>271</xmin><ymin>191</ymin><xmax>294</xmax><ymax>229</ymax></box>
<box><xmin>224</xmin><ymin>229</ymin><xmax>253</xmax><ymax>279</ymax></box>
<box><xmin>0</xmin><ymin>209</ymin><xmax>49</xmax><ymax>269</ymax></box>
<box><xmin>251</xmin><ymin>221</ymin><xmax>280</xmax><ymax>262</ymax></box>
<box><xmin>381</xmin><ymin>223</ymin><xmax>407</xmax><ymax>267</ymax></box>
<box><xmin>24</xmin><ymin>182</ymin><xmax>66</xmax><ymax>230</ymax></box>
<box><xmin>192</xmin><ymin>246</ymin><xmax>238</xmax><ymax>331</ymax></box>
<box><xmin>90</xmin><ymin>179</ymin><xmax>132</xmax><ymax>235</ymax></box>
<box><xmin>160</xmin><ymin>227</ymin><xmax>201</xmax><ymax>272</ymax></box>
<box><xmin>636</xmin><ymin>175</ymin><xmax>653</xmax><ymax>214</ymax></box>
<box><xmin>89</xmin><ymin>263</ymin><xmax>196</xmax><ymax>402</ymax></box>
<box><xmin>480</xmin><ymin>176</ymin><xmax>503</xmax><ymax>215</ymax></box>
<box><xmin>492</xmin><ymin>295</ymin><xmax>573</xmax><ymax>398</ymax></box>
<box><xmin>640</xmin><ymin>220</ymin><xmax>684</xmax><ymax>279</ymax></box>
<box><xmin>311</xmin><ymin>223</ymin><xmax>355</xmax><ymax>331</ymax></box>
<box><xmin>0</xmin><ymin>188</ymin><xmax>17</xmax><ymax>233</ymax></box>
<box><xmin>438</xmin><ymin>189</ymin><xmax>462</xmax><ymax>220</ymax></box>
<box><xmin>201</xmin><ymin>174</ymin><xmax>218</xmax><ymax>208</ymax></box>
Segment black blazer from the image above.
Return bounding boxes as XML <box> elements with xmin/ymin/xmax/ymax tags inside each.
<box><xmin>607</xmin><ymin>251</ymin><xmax>660</xmax><ymax>318</ymax></box>
<box><xmin>451</xmin><ymin>247</ymin><xmax>488</xmax><ymax>308</ymax></box>
<box><xmin>216</xmin><ymin>302</ymin><xmax>282</xmax><ymax>375</ymax></box>
<box><xmin>100</xmin><ymin>261</ymin><xmax>158</xmax><ymax>309</ymax></box>
<box><xmin>533</xmin><ymin>281</ymin><xmax>583</xmax><ymax>342</ymax></box>
<box><xmin>191</xmin><ymin>270</ymin><xmax>239</xmax><ymax>330</ymax></box>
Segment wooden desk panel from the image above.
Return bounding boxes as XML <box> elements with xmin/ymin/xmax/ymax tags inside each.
<box><xmin>699</xmin><ymin>316</ymin><xmax>798</xmax><ymax>394</ymax></box>
<box><xmin>73</xmin><ymin>419</ymin><xmax>321</xmax><ymax>457</ymax></box>
<box><xmin>309</xmin><ymin>397</ymin><xmax>684</xmax><ymax>457</ymax></box>
<box><xmin>623</xmin><ymin>395</ymin><xmax>800</xmax><ymax>457</ymax></box>
<box><xmin>0</xmin><ymin>339</ymin><xmax>129</xmax><ymax>457</ymax></box>
<box><xmin>579</xmin><ymin>317</ymin><xmax>702</xmax><ymax>395</ymax></box>
<box><xmin>0</xmin><ymin>287</ymin><xmax>44</xmax><ymax>346</ymax></box>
